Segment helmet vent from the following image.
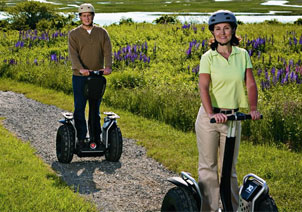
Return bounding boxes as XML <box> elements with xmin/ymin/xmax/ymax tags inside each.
<box><xmin>226</xmin><ymin>17</ymin><xmax>230</xmax><ymax>19</ymax></box>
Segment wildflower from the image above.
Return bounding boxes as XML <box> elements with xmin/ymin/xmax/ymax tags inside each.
<box><xmin>271</xmin><ymin>67</ymin><xmax>276</xmax><ymax>76</ymax></box>
<box><xmin>51</xmin><ymin>54</ymin><xmax>58</xmax><ymax>62</ymax></box>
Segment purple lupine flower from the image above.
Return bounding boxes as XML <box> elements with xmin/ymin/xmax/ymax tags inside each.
<box><xmin>34</xmin><ymin>59</ymin><xmax>38</xmax><ymax>65</ymax></box>
<box><xmin>299</xmin><ymin>36</ymin><xmax>302</xmax><ymax>45</ymax></box>
<box><xmin>15</xmin><ymin>41</ymin><xmax>24</xmax><ymax>48</ymax></box>
<box><xmin>284</xmin><ymin>72</ymin><xmax>289</xmax><ymax>83</ymax></box>
<box><xmin>192</xmin><ymin>65</ymin><xmax>200</xmax><ymax>74</ymax></box>
<box><xmin>265</xmin><ymin>71</ymin><xmax>269</xmax><ymax>80</ymax></box>
<box><xmin>186</xmin><ymin>47</ymin><xmax>192</xmax><ymax>57</ymax></box>
<box><xmin>276</xmin><ymin>69</ymin><xmax>282</xmax><ymax>81</ymax></box>
<box><xmin>271</xmin><ymin>67</ymin><xmax>276</xmax><ymax>76</ymax></box>
<box><xmin>193</xmin><ymin>26</ymin><xmax>197</xmax><ymax>33</ymax></box>
<box><xmin>51</xmin><ymin>54</ymin><xmax>58</xmax><ymax>62</ymax></box>
<box><xmin>290</xmin><ymin>71</ymin><xmax>296</xmax><ymax>81</ymax></box>
<box><xmin>15</xmin><ymin>41</ymin><xmax>21</xmax><ymax>47</ymax></box>
<box><xmin>293</xmin><ymin>37</ymin><xmax>298</xmax><ymax>45</ymax></box>
<box><xmin>257</xmin><ymin>69</ymin><xmax>262</xmax><ymax>76</ymax></box>
<box><xmin>202</xmin><ymin>40</ymin><xmax>206</xmax><ymax>48</ymax></box>
<box><xmin>260</xmin><ymin>80</ymin><xmax>265</xmax><ymax>91</ymax></box>
<box><xmin>272</xmin><ymin>76</ymin><xmax>277</xmax><ymax>85</ymax></box>
<box><xmin>9</xmin><ymin>59</ymin><xmax>16</xmax><ymax>65</ymax></box>
<box><xmin>286</xmin><ymin>65</ymin><xmax>290</xmax><ymax>73</ymax></box>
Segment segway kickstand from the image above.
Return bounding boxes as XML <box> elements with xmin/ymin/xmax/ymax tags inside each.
<box><xmin>220</xmin><ymin>120</ymin><xmax>237</xmax><ymax>212</ymax></box>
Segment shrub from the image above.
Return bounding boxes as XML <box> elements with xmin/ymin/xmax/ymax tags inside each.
<box><xmin>119</xmin><ymin>17</ymin><xmax>134</xmax><ymax>25</ymax></box>
<box><xmin>6</xmin><ymin>1</ymin><xmax>73</xmax><ymax>30</ymax></box>
<box><xmin>294</xmin><ymin>18</ymin><xmax>302</xmax><ymax>25</ymax></box>
<box><xmin>153</xmin><ymin>15</ymin><xmax>180</xmax><ymax>24</ymax></box>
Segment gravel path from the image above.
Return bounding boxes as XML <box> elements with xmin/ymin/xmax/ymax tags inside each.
<box><xmin>0</xmin><ymin>91</ymin><xmax>175</xmax><ymax>212</ymax></box>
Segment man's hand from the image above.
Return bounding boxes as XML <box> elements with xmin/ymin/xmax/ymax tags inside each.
<box><xmin>102</xmin><ymin>67</ymin><xmax>112</xmax><ymax>75</ymax></box>
<box><xmin>79</xmin><ymin>69</ymin><xmax>90</xmax><ymax>76</ymax></box>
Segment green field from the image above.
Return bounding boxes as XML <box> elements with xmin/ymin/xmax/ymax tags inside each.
<box><xmin>2</xmin><ymin>0</ymin><xmax>302</xmax><ymax>14</ymax></box>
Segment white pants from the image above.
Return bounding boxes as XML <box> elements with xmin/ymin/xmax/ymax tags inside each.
<box><xmin>195</xmin><ymin>106</ymin><xmax>241</xmax><ymax>212</ymax></box>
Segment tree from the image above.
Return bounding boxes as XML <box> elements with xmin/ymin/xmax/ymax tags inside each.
<box><xmin>6</xmin><ymin>1</ymin><xmax>73</xmax><ymax>30</ymax></box>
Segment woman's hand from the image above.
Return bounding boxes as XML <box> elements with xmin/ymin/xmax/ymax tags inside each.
<box><xmin>250</xmin><ymin>110</ymin><xmax>261</xmax><ymax>120</ymax></box>
<box><xmin>209</xmin><ymin>113</ymin><xmax>228</xmax><ymax>123</ymax></box>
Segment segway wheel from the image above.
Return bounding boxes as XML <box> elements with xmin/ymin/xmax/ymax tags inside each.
<box><xmin>161</xmin><ymin>187</ymin><xmax>198</xmax><ymax>212</ymax></box>
<box><xmin>105</xmin><ymin>126</ymin><xmax>123</xmax><ymax>162</ymax></box>
<box><xmin>56</xmin><ymin>124</ymin><xmax>75</xmax><ymax>163</ymax></box>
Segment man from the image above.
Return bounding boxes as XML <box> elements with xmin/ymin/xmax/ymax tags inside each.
<box><xmin>68</xmin><ymin>3</ymin><xmax>112</xmax><ymax>150</ymax></box>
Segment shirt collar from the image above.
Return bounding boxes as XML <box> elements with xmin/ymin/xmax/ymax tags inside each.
<box><xmin>211</xmin><ymin>46</ymin><xmax>240</xmax><ymax>56</ymax></box>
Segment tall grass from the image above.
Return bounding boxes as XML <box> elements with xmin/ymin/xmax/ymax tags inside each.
<box><xmin>0</xmin><ymin>23</ymin><xmax>302</xmax><ymax>150</ymax></box>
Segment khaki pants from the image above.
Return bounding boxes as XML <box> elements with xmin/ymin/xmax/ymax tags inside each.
<box><xmin>195</xmin><ymin>106</ymin><xmax>241</xmax><ymax>212</ymax></box>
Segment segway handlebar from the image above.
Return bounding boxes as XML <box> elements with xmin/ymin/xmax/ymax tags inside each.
<box><xmin>210</xmin><ymin>112</ymin><xmax>263</xmax><ymax>123</ymax></box>
<box><xmin>89</xmin><ymin>70</ymin><xmax>104</xmax><ymax>76</ymax></box>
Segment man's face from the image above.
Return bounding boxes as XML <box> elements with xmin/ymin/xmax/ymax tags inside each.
<box><xmin>80</xmin><ymin>12</ymin><xmax>94</xmax><ymax>26</ymax></box>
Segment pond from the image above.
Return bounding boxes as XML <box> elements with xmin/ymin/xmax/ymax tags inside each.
<box><xmin>92</xmin><ymin>11</ymin><xmax>302</xmax><ymax>26</ymax></box>
<box><xmin>1</xmin><ymin>0</ymin><xmax>302</xmax><ymax>26</ymax></box>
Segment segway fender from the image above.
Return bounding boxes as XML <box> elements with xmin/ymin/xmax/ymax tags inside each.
<box><xmin>167</xmin><ymin>176</ymin><xmax>190</xmax><ymax>188</ymax></box>
<box><xmin>167</xmin><ymin>173</ymin><xmax>203</xmax><ymax>210</ymax></box>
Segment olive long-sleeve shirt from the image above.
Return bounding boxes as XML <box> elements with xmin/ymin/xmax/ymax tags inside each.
<box><xmin>68</xmin><ymin>25</ymin><xmax>112</xmax><ymax>76</ymax></box>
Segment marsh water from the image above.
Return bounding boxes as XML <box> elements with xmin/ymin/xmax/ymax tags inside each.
<box><xmin>1</xmin><ymin>0</ymin><xmax>302</xmax><ymax>25</ymax></box>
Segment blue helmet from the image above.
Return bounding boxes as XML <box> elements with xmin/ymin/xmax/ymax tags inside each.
<box><xmin>208</xmin><ymin>10</ymin><xmax>237</xmax><ymax>31</ymax></box>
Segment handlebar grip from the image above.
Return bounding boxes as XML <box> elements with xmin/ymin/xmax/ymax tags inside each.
<box><xmin>210</xmin><ymin>113</ymin><xmax>263</xmax><ymax>123</ymax></box>
<box><xmin>89</xmin><ymin>70</ymin><xmax>104</xmax><ymax>76</ymax></box>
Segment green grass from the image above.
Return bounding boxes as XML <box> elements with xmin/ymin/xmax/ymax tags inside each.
<box><xmin>1</xmin><ymin>78</ymin><xmax>302</xmax><ymax>211</ymax></box>
<box><xmin>3</xmin><ymin>0</ymin><xmax>302</xmax><ymax>14</ymax></box>
<box><xmin>0</xmin><ymin>117</ymin><xmax>98</xmax><ymax>212</ymax></box>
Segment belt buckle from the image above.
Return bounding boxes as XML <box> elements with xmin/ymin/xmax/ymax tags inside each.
<box><xmin>221</xmin><ymin>109</ymin><xmax>233</xmax><ymax>114</ymax></box>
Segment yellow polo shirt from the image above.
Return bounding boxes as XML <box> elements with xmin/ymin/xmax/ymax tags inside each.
<box><xmin>199</xmin><ymin>46</ymin><xmax>253</xmax><ymax>109</ymax></box>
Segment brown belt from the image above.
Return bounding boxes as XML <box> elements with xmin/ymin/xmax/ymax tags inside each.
<box><xmin>213</xmin><ymin>108</ymin><xmax>239</xmax><ymax>114</ymax></box>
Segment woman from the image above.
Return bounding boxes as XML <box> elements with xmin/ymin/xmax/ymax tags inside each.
<box><xmin>195</xmin><ymin>10</ymin><xmax>261</xmax><ymax>211</ymax></box>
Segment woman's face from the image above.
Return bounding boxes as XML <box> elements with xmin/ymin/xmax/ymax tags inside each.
<box><xmin>212</xmin><ymin>22</ymin><xmax>233</xmax><ymax>45</ymax></box>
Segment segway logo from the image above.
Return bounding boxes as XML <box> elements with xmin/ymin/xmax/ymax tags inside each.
<box><xmin>246</xmin><ymin>185</ymin><xmax>254</xmax><ymax>193</ymax></box>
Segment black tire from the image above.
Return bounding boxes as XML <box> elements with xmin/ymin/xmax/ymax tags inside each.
<box><xmin>161</xmin><ymin>186</ymin><xmax>199</xmax><ymax>212</ymax></box>
<box><xmin>56</xmin><ymin>124</ymin><xmax>75</xmax><ymax>163</ymax></box>
<box><xmin>255</xmin><ymin>195</ymin><xmax>278</xmax><ymax>212</ymax></box>
<box><xmin>105</xmin><ymin>126</ymin><xmax>123</xmax><ymax>162</ymax></box>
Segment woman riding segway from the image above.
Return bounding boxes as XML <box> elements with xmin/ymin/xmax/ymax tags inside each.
<box><xmin>195</xmin><ymin>10</ymin><xmax>261</xmax><ymax>211</ymax></box>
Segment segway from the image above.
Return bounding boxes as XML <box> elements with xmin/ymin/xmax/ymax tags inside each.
<box><xmin>56</xmin><ymin>70</ymin><xmax>123</xmax><ymax>163</ymax></box>
<box><xmin>161</xmin><ymin>112</ymin><xmax>278</xmax><ymax>212</ymax></box>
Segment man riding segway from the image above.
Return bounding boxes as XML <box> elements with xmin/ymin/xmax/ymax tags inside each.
<box><xmin>55</xmin><ymin>3</ymin><xmax>122</xmax><ymax>163</ymax></box>
<box><xmin>68</xmin><ymin>3</ymin><xmax>112</xmax><ymax>151</ymax></box>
